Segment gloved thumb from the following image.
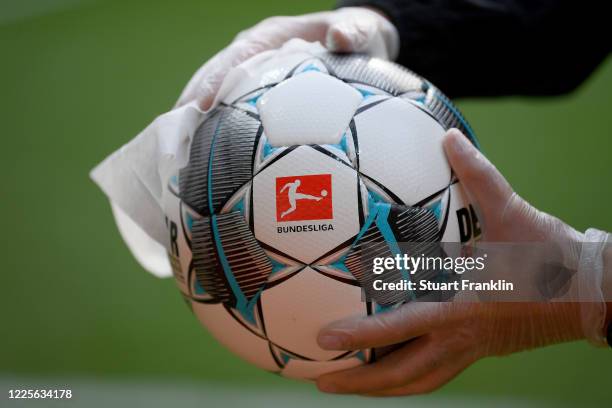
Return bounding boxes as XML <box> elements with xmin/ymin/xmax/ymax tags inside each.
<box><xmin>318</xmin><ymin>302</ymin><xmax>461</xmax><ymax>350</ymax></box>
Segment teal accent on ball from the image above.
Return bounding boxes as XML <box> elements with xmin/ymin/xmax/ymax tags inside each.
<box><xmin>329</xmin><ymin>261</ymin><xmax>350</xmax><ymax>274</ymax></box>
<box><xmin>246</xmin><ymin>94</ymin><xmax>261</xmax><ymax>106</ymax></box>
<box><xmin>193</xmin><ymin>278</ymin><xmax>206</xmax><ymax>295</ymax></box>
<box><xmin>263</xmin><ymin>141</ymin><xmax>278</xmax><ymax>158</ymax></box>
<box><xmin>367</xmin><ymin>188</ymin><xmax>386</xmax><ymax>204</ymax></box>
<box><xmin>185</xmin><ymin>211</ymin><xmax>194</xmax><ymax>233</ymax></box>
<box><xmin>434</xmin><ymin>92</ymin><xmax>480</xmax><ymax>149</ymax></box>
<box><xmin>427</xmin><ymin>199</ymin><xmax>442</xmax><ymax>221</ymax></box>
<box><xmin>375</xmin><ymin>302</ymin><xmax>393</xmax><ymax>314</ymax></box>
<box><xmin>207</xmin><ymin>113</ymin><xmax>257</xmax><ymax>324</ymax></box>
<box><xmin>359</xmin><ymin>192</ymin><xmax>416</xmax><ymax>301</ymax></box>
<box><xmin>210</xmin><ymin>215</ymin><xmax>257</xmax><ymax>324</ymax></box>
<box><xmin>170</xmin><ymin>174</ymin><xmax>178</xmax><ymax>188</ymax></box>
<box><xmin>374</xmin><ymin>203</ymin><xmax>414</xmax><ymax>299</ymax></box>
<box><xmin>339</xmin><ymin>132</ymin><xmax>348</xmax><ymax>152</ymax></box>
<box><xmin>357</xmin><ymin>88</ymin><xmax>375</xmax><ymax>98</ymax></box>
<box><xmin>269</xmin><ymin>257</ymin><xmax>286</xmax><ymax>274</ymax></box>
<box><xmin>231</xmin><ymin>198</ymin><xmax>245</xmax><ymax>215</ymax></box>
<box><xmin>352</xmin><ymin>194</ymin><xmax>379</xmax><ymax>244</ymax></box>
<box><xmin>300</xmin><ymin>63</ymin><xmax>321</xmax><ymax>73</ymax></box>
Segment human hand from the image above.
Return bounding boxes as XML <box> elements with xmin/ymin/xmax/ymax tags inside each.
<box><xmin>314</xmin><ymin>129</ymin><xmax>605</xmax><ymax>396</ymax></box>
<box><xmin>175</xmin><ymin>7</ymin><xmax>399</xmax><ymax>110</ymax></box>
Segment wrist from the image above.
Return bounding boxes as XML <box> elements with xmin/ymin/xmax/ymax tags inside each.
<box><xmin>600</xmin><ymin>235</ymin><xmax>611</xmax><ymax>345</ymax></box>
<box><xmin>602</xmin><ymin>238</ymin><xmax>612</xmax><ymax>301</ymax></box>
<box><xmin>606</xmin><ymin>302</ymin><xmax>612</xmax><ymax>345</ymax></box>
<box><xmin>577</xmin><ymin>229</ymin><xmax>609</xmax><ymax>346</ymax></box>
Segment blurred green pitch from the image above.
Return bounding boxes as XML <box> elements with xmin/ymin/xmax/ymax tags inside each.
<box><xmin>0</xmin><ymin>0</ymin><xmax>610</xmax><ymax>406</ymax></box>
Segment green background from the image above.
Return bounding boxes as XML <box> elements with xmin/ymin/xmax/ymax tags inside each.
<box><xmin>1</xmin><ymin>0</ymin><xmax>610</xmax><ymax>405</ymax></box>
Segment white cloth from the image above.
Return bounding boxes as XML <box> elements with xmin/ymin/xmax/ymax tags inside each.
<box><xmin>90</xmin><ymin>40</ymin><xmax>329</xmax><ymax>278</ymax></box>
<box><xmin>91</xmin><ymin>102</ymin><xmax>204</xmax><ymax>277</ymax></box>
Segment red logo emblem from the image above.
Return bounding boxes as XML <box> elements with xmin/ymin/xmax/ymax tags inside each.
<box><xmin>275</xmin><ymin>174</ymin><xmax>333</xmax><ymax>222</ymax></box>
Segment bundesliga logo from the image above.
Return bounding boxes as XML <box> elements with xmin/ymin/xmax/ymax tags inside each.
<box><xmin>275</xmin><ymin>174</ymin><xmax>333</xmax><ymax>222</ymax></box>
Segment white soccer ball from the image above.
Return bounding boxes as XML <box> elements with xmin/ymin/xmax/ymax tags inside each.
<box><xmin>162</xmin><ymin>50</ymin><xmax>481</xmax><ymax>380</ymax></box>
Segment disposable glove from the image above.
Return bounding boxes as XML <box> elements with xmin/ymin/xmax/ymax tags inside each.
<box><xmin>315</xmin><ymin>129</ymin><xmax>610</xmax><ymax>396</ymax></box>
<box><xmin>175</xmin><ymin>7</ymin><xmax>399</xmax><ymax>110</ymax></box>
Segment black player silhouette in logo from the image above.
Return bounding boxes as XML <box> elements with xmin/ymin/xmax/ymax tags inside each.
<box><xmin>279</xmin><ymin>179</ymin><xmax>328</xmax><ymax>219</ymax></box>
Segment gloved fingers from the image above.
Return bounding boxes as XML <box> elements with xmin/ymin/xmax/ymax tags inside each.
<box><xmin>174</xmin><ymin>50</ymin><xmax>227</xmax><ymax>110</ymax></box>
<box><xmin>175</xmin><ymin>39</ymin><xmax>271</xmax><ymax>110</ymax></box>
<box><xmin>326</xmin><ymin>14</ymin><xmax>379</xmax><ymax>54</ymax></box>
<box><xmin>325</xmin><ymin>24</ymin><xmax>353</xmax><ymax>53</ymax></box>
<box><xmin>316</xmin><ymin>335</ymin><xmax>430</xmax><ymax>394</ymax></box>
<box><xmin>176</xmin><ymin>9</ymin><xmax>398</xmax><ymax>109</ymax></box>
<box><xmin>443</xmin><ymin>129</ymin><xmax>583</xmax><ymax>244</ymax></box>
<box><xmin>318</xmin><ymin>302</ymin><xmax>462</xmax><ymax>350</ymax></box>
<box><xmin>175</xmin><ymin>14</ymin><xmax>330</xmax><ymax>110</ymax></box>
<box><xmin>326</xmin><ymin>8</ymin><xmax>398</xmax><ymax>59</ymax></box>
<box><xmin>443</xmin><ymin>129</ymin><xmax>513</xmax><ymax>227</ymax></box>
<box><xmin>174</xmin><ymin>27</ymin><xmax>284</xmax><ymax>109</ymax></box>
<box><xmin>362</xmin><ymin>354</ymin><xmax>474</xmax><ymax>397</ymax></box>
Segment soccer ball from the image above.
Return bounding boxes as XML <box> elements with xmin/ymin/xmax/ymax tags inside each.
<box><xmin>162</xmin><ymin>50</ymin><xmax>480</xmax><ymax>379</ymax></box>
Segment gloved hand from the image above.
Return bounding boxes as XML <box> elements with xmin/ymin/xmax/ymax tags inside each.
<box><xmin>315</xmin><ymin>129</ymin><xmax>610</xmax><ymax>396</ymax></box>
<box><xmin>175</xmin><ymin>7</ymin><xmax>399</xmax><ymax>110</ymax></box>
